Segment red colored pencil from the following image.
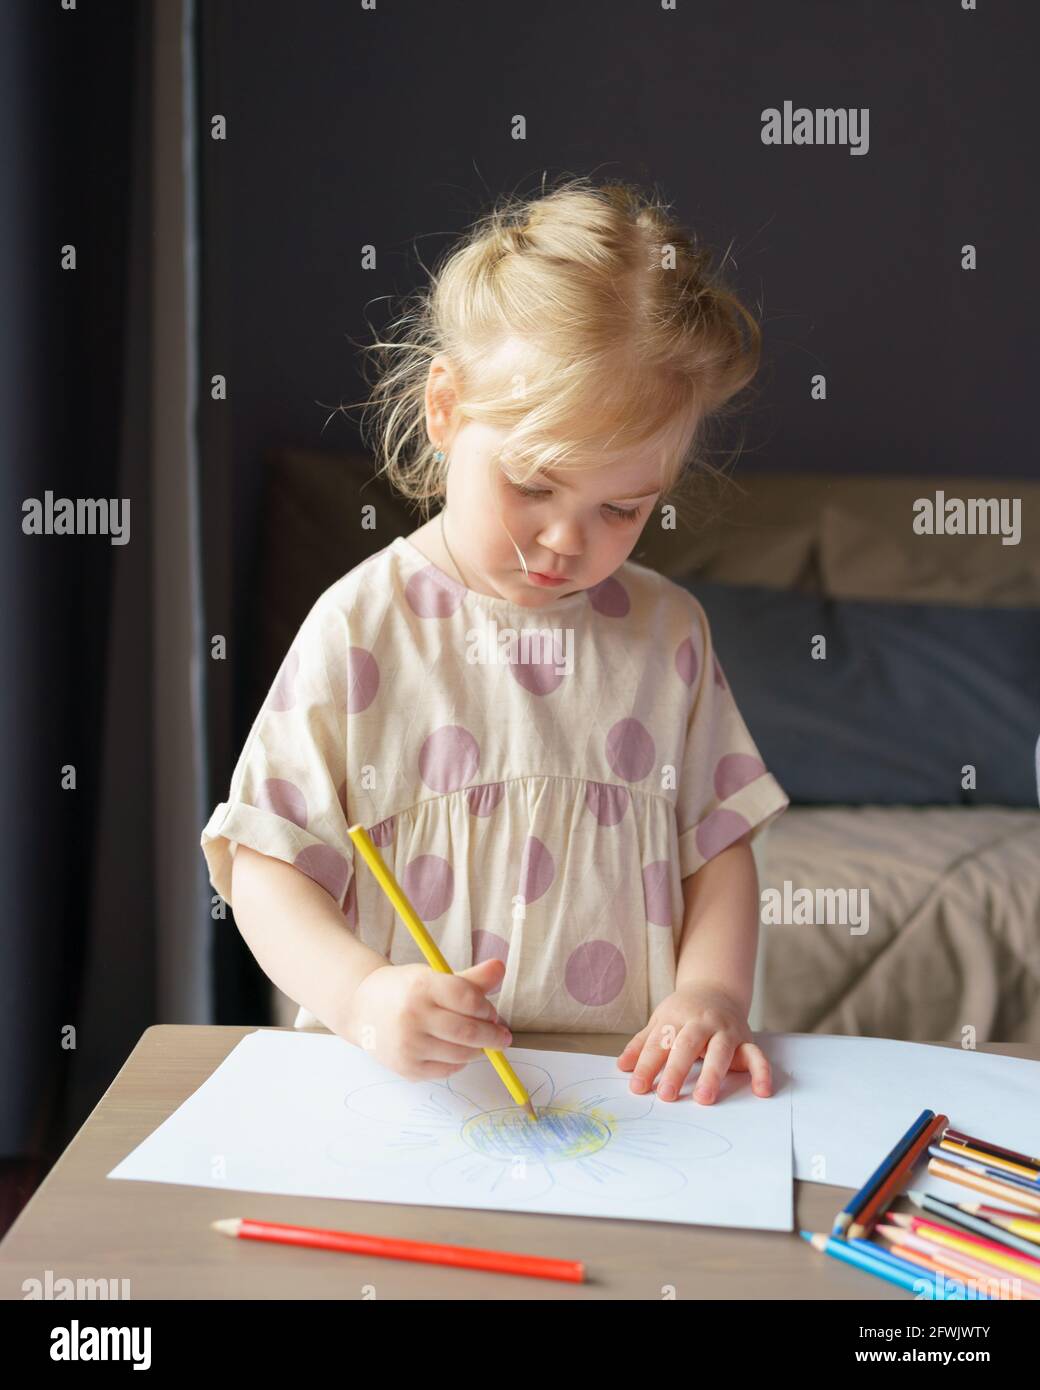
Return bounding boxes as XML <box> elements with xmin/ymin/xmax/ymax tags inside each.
<box><xmin>211</xmin><ymin>1217</ymin><xmax>585</xmax><ymax>1283</ymax></box>
<box><xmin>973</xmin><ymin>1204</ymin><xmax>1040</xmax><ymax>1222</ymax></box>
<box><xmin>876</xmin><ymin>1228</ymin><xmax>1039</xmax><ymax>1300</ymax></box>
<box><xmin>908</xmin><ymin>1215</ymin><xmax>1040</xmax><ymax>1269</ymax></box>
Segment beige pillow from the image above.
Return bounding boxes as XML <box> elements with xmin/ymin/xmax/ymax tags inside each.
<box><xmin>821</xmin><ymin>500</ymin><xmax>1040</xmax><ymax>606</ymax></box>
<box><xmin>633</xmin><ymin>476</ymin><xmax>821</xmax><ymax>588</ymax></box>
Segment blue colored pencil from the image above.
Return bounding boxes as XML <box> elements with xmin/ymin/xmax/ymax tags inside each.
<box><xmin>832</xmin><ymin>1109</ymin><xmax>935</xmax><ymax>1236</ymax></box>
<box><xmin>846</xmin><ymin>1236</ymin><xmax>932</xmax><ymax>1277</ymax></box>
<box><xmin>846</xmin><ymin>1236</ymin><xmax>993</xmax><ymax>1297</ymax></box>
<box><xmin>802</xmin><ymin>1231</ymin><xmax>980</xmax><ymax>1299</ymax></box>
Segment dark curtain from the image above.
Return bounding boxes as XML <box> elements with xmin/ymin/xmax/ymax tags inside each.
<box><xmin>196</xmin><ymin>0</ymin><xmax>272</xmax><ymax>1027</ymax></box>
<box><xmin>2</xmin><ymin>1</ymin><xmax>155</xmax><ymax>1159</ymax></box>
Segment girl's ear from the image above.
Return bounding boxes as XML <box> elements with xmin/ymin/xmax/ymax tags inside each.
<box><xmin>425</xmin><ymin>353</ymin><xmax>459</xmax><ymax>439</ymax></box>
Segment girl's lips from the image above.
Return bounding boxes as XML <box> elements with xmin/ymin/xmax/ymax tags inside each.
<box><xmin>526</xmin><ymin>571</ymin><xmax>569</xmax><ymax>586</ymax></box>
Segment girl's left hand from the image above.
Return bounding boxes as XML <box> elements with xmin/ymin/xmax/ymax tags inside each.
<box><xmin>616</xmin><ymin>983</ymin><xmax>773</xmax><ymax>1104</ymax></box>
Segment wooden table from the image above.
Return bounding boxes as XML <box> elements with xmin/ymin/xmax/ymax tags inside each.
<box><xmin>1</xmin><ymin>1027</ymin><xmax>1033</xmax><ymax>1299</ymax></box>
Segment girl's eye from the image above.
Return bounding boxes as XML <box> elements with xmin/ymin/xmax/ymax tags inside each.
<box><xmin>509</xmin><ymin>481</ymin><xmax>642</xmax><ymax>523</ymax></box>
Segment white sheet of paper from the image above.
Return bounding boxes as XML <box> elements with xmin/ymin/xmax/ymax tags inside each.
<box><xmin>107</xmin><ymin>1029</ymin><xmax>794</xmax><ymax>1231</ymax></box>
<box><xmin>759</xmin><ymin>1032</ymin><xmax>1040</xmax><ymax>1206</ymax></box>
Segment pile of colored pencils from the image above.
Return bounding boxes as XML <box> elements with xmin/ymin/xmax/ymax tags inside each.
<box><xmin>802</xmin><ymin>1110</ymin><xmax>1040</xmax><ymax>1299</ymax></box>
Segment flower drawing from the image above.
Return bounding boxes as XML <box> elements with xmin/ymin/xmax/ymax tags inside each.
<box><xmin>325</xmin><ymin>1058</ymin><xmax>732</xmax><ymax>1204</ymax></box>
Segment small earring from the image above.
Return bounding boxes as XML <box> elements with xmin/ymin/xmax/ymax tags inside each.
<box><xmin>433</xmin><ymin>448</ymin><xmax>445</xmax><ymax>463</ymax></box>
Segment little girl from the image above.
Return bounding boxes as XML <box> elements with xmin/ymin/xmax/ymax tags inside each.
<box><xmin>201</xmin><ymin>177</ymin><xmax>789</xmax><ymax>1108</ymax></box>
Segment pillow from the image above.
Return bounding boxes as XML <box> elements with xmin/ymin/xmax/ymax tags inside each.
<box><xmin>821</xmin><ymin>501</ymin><xmax>1040</xmax><ymax>607</ymax></box>
<box><xmin>632</xmin><ymin>473</ymin><xmax>826</xmax><ymax>586</ymax></box>
<box><xmin>679</xmin><ymin>579</ymin><xmax>1040</xmax><ymax>807</ymax></box>
<box><xmin>633</xmin><ymin>511</ymin><xmax>819</xmax><ymax>588</ymax></box>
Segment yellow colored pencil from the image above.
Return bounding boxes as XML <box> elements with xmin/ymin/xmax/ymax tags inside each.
<box><xmin>346</xmin><ymin>823</ymin><xmax>537</xmax><ymax>1121</ymax></box>
<box><xmin>886</xmin><ymin>1215</ymin><xmax>1040</xmax><ymax>1284</ymax></box>
<box><xmin>939</xmin><ymin>1139</ymin><xmax>1040</xmax><ymax>1184</ymax></box>
<box><xmin>970</xmin><ymin>1209</ymin><xmax>1040</xmax><ymax>1243</ymax></box>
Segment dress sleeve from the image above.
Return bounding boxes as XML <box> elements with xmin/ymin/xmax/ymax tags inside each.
<box><xmin>675</xmin><ymin>597</ymin><xmax>789</xmax><ymax>879</ymax></box>
<box><xmin>200</xmin><ymin>594</ymin><xmax>356</xmax><ymax>918</ymax></box>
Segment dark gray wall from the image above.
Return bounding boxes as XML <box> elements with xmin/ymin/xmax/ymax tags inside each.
<box><xmin>201</xmin><ymin>0</ymin><xmax>1038</xmax><ymax>712</ymax></box>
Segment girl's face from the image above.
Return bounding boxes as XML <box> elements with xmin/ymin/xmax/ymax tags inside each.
<box><xmin>441</xmin><ymin>420</ymin><xmax>665</xmax><ymax>608</ymax></box>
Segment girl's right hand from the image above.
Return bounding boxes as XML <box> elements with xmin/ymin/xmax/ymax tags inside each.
<box><xmin>341</xmin><ymin>957</ymin><xmax>512</xmax><ymax>1080</ymax></box>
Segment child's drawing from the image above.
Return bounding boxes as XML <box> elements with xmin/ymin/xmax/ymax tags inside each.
<box><xmin>106</xmin><ymin>1033</ymin><xmax>793</xmax><ymax>1229</ymax></box>
<box><xmin>326</xmin><ymin>1058</ymin><xmax>731</xmax><ymax>1204</ymax></box>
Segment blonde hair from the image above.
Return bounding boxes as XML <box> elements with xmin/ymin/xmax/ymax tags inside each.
<box><xmin>353</xmin><ymin>175</ymin><xmax>763</xmax><ymax>522</ymax></box>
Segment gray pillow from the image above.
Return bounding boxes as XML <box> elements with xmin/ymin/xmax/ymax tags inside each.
<box><xmin>680</xmin><ymin>580</ymin><xmax>1040</xmax><ymax>807</ymax></box>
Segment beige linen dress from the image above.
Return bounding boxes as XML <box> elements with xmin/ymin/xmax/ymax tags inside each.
<box><xmin>201</xmin><ymin>535</ymin><xmax>789</xmax><ymax>1034</ymax></box>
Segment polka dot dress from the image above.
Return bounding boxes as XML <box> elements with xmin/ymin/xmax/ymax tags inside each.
<box><xmin>200</xmin><ymin>535</ymin><xmax>789</xmax><ymax>1034</ymax></box>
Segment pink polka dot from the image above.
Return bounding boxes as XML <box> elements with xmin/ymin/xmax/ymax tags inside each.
<box><xmin>467</xmin><ymin>782</ymin><xmax>505</xmax><ymax>817</ymax></box>
<box><xmin>565</xmin><ymin>941</ymin><xmax>627</xmax><ymax>1006</ymax></box>
<box><xmin>508</xmin><ymin>646</ymin><xmax>566</xmax><ymax>696</ymax></box>
<box><xmin>675</xmin><ymin>634</ymin><xmax>700</xmax><ymax>687</ymax></box>
<box><xmin>472</xmin><ymin>929</ymin><xmax>510</xmax><ymax>996</ymax></box>
<box><xmin>589</xmin><ymin>576</ymin><xmax>630</xmax><ymax>617</ymax></box>
<box><xmin>257</xmin><ymin>777</ymin><xmax>308</xmax><ymax>828</ymax></box>
<box><xmin>347</xmin><ymin>647</ymin><xmax>380</xmax><ymax>713</ymax></box>
<box><xmin>405</xmin><ymin>565</ymin><xmax>465</xmax><ymax>618</ymax></box>
<box><xmin>369</xmin><ymin>815</ymin><xmax>395</xmax><ymax>848</ymax></box>
<box><xmin>714</xmin><ymin>753</ymin><xmax>766</xmax><ymax>800</ymax></box>
<box><xmin>419</xmin><ymin>725</ymin><xmax>480</xmax><ymax>792</ymax></box>
<box><xmin>342</xmin><ymin>874</ymin><xmax>358</xmax><ymax>930</ymax></box>
<box><xmin>518</xmin><ymin>836</ymin><xmax>555</xmax><ymax>904</ymax></box>
<box><xmin>713</xmin><ymin>653</ymin><xmax>727</xmax><ymax>690</ymax></box>
<box><xmin>642</xmin><ymin>860</ymin><xmax>674</xmax><ymax>927</ymax></box>
<box><xmin>293</xmin><ymin>844</ymin><xmax>351</xmax><ymax>903</ymax></box>
<box><xmin>695</xmin><ymin>808</ymin><xmax>751</xmax><ymax>861</ymax></box>
<box><xmin>585</xmin><ymin>782</ymin><xmax>630</xmax><ymax>826</ymax></box>
<box><xmin>402</xmin><ymin>853</ymin><xmax>454</xmax><ymax>919</ymax></box>
<box><xmin>267</xmin><ymin>647</ymin><xmax>300</xmax><ymax>712</ymax></box>
<box><xmin>606</xmin><ymin>718</ymin><xmax>656</xmax><ymax>782</ymax></box>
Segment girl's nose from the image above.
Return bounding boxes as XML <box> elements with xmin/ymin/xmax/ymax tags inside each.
<box><xmin>536</xmin><ymin>518</ymin><xmax>584</xmax><ymax>555</ymax></box>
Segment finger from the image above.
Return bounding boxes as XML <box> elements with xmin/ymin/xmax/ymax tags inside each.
<box><xmin>692</xmin><ymin>1033</ymin><xmax>737</xmax><ymax>1105</ymax></box>
<box><xmin>630</xmin><ymin>1020</ymin><xmax>709</xmax><ymax>1095</ymax></box>
<box><xmin>654</xmin><ymin>1026</ymin><xmax>706</xmax><ymax>1102</ymax></box>
<box><xmin>467</xmin><ymin>955</ymin><xmax>507</xmax><ymax>991</ymax></box>
<box><xmin>616</xmin><ymin>1026</ymin><xmax>651</xmax><ymax>1071</ymax></box>
<box><xmin>423</xmin><ymin>1003</ymin><xmax>513</xmax><ymax>1053</ymax></box>
<box><xmin>732</xmin><ymin>1041</ymin><xmax>773</xmax><ymax>1097</ymax></box>
<box><xmin>409</xmin><ymin>1057</ymin><xmax>471</xmax><ymax>1080</ymax></box>
<box><xmin>431</xmin><ymin>968</ymin><xmax>504</xmax><ymax>1023</ymax></box>
<box><xmin>411</xmin><ymin>1033</ymin><xmax>490</xmax><ymax>1067</ymax></box>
